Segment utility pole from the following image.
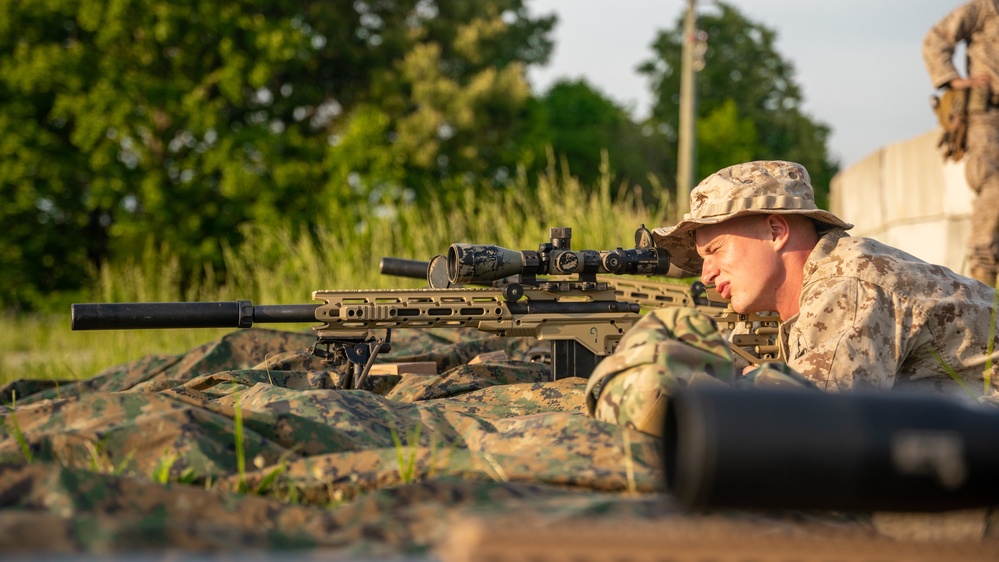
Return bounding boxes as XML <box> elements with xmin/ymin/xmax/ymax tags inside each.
<box><xmin>676</xmin><ymin>0</ymin><xmax>697</xmax><ymax>215</ymax></box>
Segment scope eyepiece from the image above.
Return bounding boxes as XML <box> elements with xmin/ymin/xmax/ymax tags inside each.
<box><xmin>600</xmin><ymin>248</ymin><xmax>671</xmax><ymax>276</ymax></box>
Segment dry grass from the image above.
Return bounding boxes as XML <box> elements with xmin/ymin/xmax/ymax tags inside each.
<box><xmin>1</xmin><ymin>164</ymin><xmax>668</xmax><ymax>384</ymax></box>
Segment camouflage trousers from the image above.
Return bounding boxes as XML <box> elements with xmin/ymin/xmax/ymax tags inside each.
<box><xmin>965</xmin><ymin>108</ymin><xmax>999</xmax><ymax>287</ymax></box>
<box><xmin>584</xmin><ymin>307</ymin><xmax>814</xmax><ymax>436</ymax></box>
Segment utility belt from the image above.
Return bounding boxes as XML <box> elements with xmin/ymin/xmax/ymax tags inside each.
<box><xmin>968</xmin><ymin>88</ymin><xmax>999</xmax><ymax>113</ymax></box>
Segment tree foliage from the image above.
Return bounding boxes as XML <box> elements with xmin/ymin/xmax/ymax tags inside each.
<box><xmin>639</xmin><ymin>1</ymin><xmax>837</xmax><ymax>202</ymax></box>
<box><xmin>0</xmin><ymin>0</ymin><xmax>555</xmax><ymax>310</ymax></box>
<box><xmin>532</xmin><ymin>79</ymin><xmax>672</xmax><ymax>202</ymax></box>
<box><xmin>1</xmin><ymin>0</ymin><xmax>841</xmax><ymax>312</ymax></box>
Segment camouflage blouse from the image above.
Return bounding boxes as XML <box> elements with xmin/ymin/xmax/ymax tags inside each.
<box><xmin>780</xmin><ymin>229</ymin><xmax>999</xmax><ymax>399</ymax></box>
<box><xmin>923</xmin><ymin>0</ymin><xmax>999</xmax><ymax>90</ymax></box>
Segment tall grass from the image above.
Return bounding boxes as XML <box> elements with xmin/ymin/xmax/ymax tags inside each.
<box><xmin>1</xmin><ymin>165</ymin><xmax>670</xmax><ymax>384</ymax></box>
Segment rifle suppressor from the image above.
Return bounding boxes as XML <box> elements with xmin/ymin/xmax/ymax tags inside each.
<box><xmin>71</xmin><ymin>301</ymin><xmax>318</xmax><ymax>330</ymax></box>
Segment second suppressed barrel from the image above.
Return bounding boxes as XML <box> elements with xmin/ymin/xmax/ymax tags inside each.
<box><xmin>378</xmin><ymin>257</ymin><xmax>429</xmax><ymax>280</ymax></box>
<box><xmin>71</xmin><ymin>301</ymin><xmax>318</xmax><ymax>330</ymax></box>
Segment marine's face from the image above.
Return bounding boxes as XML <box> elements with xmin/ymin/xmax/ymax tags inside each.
<box><xmin>694</xmin><ymin>215</ymin><xmax>782</xmax><ymax>314</ymax></box>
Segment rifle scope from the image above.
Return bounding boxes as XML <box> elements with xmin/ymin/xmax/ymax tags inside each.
<box><xmin>662</xmin><ymin>385</ymin><xmax>999</xmax><ymax>512</ymax></box>
<box><xmin>447</xmin><ymin>226</ymin><xmax>672</xmax><ymax>285</ymax></box>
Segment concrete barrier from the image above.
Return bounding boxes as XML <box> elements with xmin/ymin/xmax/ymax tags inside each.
<box><xmin>829</xmin><ymin>128</ymin><xmax>972</xmax><ymax>276</ymax></box>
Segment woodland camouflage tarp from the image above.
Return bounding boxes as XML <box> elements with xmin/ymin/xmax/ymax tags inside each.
<box><xmin>1</xmin><ymin>327</ymin><xmax>997</xmax><ymax>560</ymax></box>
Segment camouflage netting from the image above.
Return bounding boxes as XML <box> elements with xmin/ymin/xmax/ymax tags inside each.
<box><xmin>0</xmin><ymin>327</ymin><xmax>996</xmax><ymax>559</ymax></box>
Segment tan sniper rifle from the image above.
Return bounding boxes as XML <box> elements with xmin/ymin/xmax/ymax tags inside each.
<box><xmin>71</xmin><ymin>226</ymin><xmax>778</xmax><ymax>388</ymax></box>
<box><xmin>379</xmin><ymin>258</ymin><xmax>779</xmax><ymax>369</ymax></box>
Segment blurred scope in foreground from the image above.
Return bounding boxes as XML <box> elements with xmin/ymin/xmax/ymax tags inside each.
<box><xmin>662</xmin><ymin>386</ymin><xmax>999</xmax><ymax>512</ymax></box>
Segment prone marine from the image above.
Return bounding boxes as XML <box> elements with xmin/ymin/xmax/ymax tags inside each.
<box><xmin>586</xmin><ymin>160</ymin><xmax>999</xmax><ymax>435</ymax></box>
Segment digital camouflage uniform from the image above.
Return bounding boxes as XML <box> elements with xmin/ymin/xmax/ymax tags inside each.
<box><xmin>924</xmin><ymin>0</ymin><xmax>999</xmax><ymax>286</ymax></box>
<box><xmin>584</xmin><ymin>306</ymin><xmax>814</xmax><ymax>437</ymax></box>
<box><xmin>587</xmin><ymin>161</ymin><xmax>999</xmax><ymax>435</ymax></box>
<box><xmin>783</xmin><ymin>228</ymin><xmax>999</xmax><ymax>396</ymax></box>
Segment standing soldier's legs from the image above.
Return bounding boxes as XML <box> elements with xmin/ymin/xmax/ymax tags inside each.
<box><xmin>964</xmin><ymin>110</ymin><xmax>999</xmax><ymax>287</ymax></box>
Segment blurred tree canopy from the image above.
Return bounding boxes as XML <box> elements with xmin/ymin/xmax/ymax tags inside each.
<box><xmin>0</xmin><ymin>0</ymin><xmax>838</xmax><ymax>311</ymax></box>
<box><xmin>0</xmin><ymin>0</ymin><xmax>557</xmax><ymax>309</ymax></box>
<box><xmin>531</xmin><ymin>79</ymin><xmax>672</xmax><ymax>203</ymax></box>
<box><xmin>639</xmin><ymin>1</ymin><xmax>838</xmax><ymax>203</ymax></box>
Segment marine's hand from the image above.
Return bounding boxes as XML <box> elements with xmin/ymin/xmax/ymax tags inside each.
<box><xmin>950</xmin><ymin>75</ymin><xmax>991</xmax><ymax>90</ymax></box>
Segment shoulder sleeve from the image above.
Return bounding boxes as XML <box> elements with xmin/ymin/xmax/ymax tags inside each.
<box><xmin>922</xmin><ymin>2</ymin><xmax>979</xmax><ymax>88</ymax></box>
<box><xmin>785</xmin><ymin>277</ymin><xmax>905</xmax><ymax>391</ymax></box>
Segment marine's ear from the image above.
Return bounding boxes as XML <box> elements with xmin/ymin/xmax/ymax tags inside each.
<box><xmin>766</xmin><ymin>214</ymin><xmax>791</xmax><ymax>251</ymax></box>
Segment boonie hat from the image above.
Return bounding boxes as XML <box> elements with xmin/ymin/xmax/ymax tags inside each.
<box><xmin>651</xmin><ymin>160</ymin><xmax>852</xmax><ymax>274</ymax></box>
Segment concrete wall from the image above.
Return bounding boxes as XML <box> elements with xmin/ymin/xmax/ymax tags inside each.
<box><xmin>828</xmin><ymin>128</ymin><xmax>973</xmax><ymax>275</ymax></box>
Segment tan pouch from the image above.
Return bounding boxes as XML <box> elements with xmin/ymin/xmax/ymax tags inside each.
<box><xmin>931</xmin><ymin>89</ymin><xmax>969</xmax><ymax>161</ymax></box>
<box><xmin>932</xmin><ymin>89</ymin><xmax>967</xmax><ymax>127</ymax></box>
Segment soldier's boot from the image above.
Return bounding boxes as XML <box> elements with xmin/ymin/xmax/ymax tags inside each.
<box><xmin>970</xmin><ymin>266</ymin><xmax>997</xmax><ymax>288</ymax></box>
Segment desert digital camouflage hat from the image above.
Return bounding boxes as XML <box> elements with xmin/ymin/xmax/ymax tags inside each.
<box><xmin>651</xmin><ymin>160</ymin><xmax>852</xmax><ymax>274</ymax></box>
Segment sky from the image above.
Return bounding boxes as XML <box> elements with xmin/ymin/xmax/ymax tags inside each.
<box><xmin>525</xmin><ymin>0</ymin><xmax>966</xmax><ymax>170</ymax></box>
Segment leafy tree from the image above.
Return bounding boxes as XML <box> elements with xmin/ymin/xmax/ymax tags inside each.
<box><xmin>0</xmin><ymin>0</ymin><xmax>555</xmax><ymax>310</ymax></box>
<box><xmin>697</xmin><ymin>98</ymin><xmax>759</xmax><ymax>177</ymax></box>
<box><xmin>531</xmin><ymin>79</ymin><xmax>672</xmax><ymax>201</ymax></box>
<box><xmin>639</xmin><ymin>1</ymin><xmax>837</xmax><ymax>205</ymax></box>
